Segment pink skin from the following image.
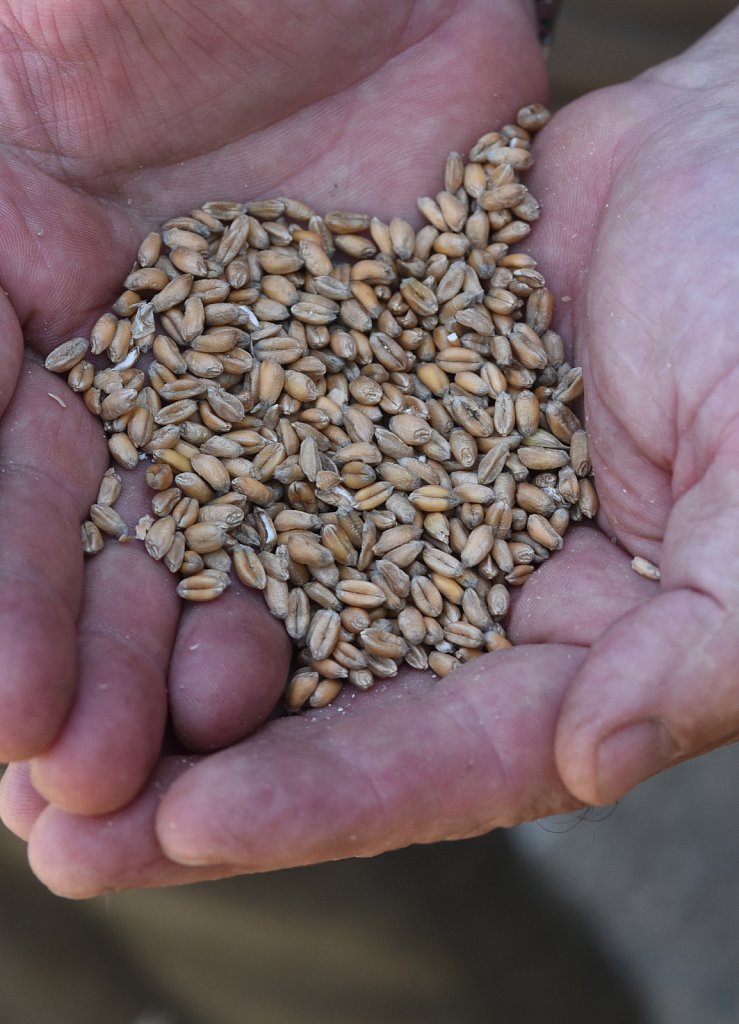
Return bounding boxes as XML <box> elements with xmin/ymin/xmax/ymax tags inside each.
<box><xmin>0</xmin><ymin>0</ymin><xmax>543</xmax><ymax>794</ymax></box>
<box><xmin>2</xmin><ymin>2</ymin><xmax>739</xmax><ymax>896</ymax></box>
<box><xmin>2</xmin><ymin>528</ymin><xmax>652</xmax><ymax>896</ymax></box>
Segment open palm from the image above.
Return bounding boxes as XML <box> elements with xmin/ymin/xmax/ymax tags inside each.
<box><xmin>2</xmin><ymin>1</ymin><xmax>738</xmax><ymax>897</ymax></box>
<box><xmin>0</xmin><ymin>0</ymin><xmax>544</xmax><ymax>794</ymax></box>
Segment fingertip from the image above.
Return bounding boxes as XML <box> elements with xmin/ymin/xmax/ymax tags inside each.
<box><xmin>28</xmin><ymin>536</ymin><xmax>179</xmax><ymax>815</ymax></box>
<box><xmin>554</xmin><ymin>588</ymin><xmax>737</xmax><ymax>804</ymax></box>
<box><xmin>29</xmin><ymin>642</ymin><xmax>168</xmax><ymax>816</ymax></box>
<box><xmin>29</xmin><ymin>699</ymin><xmax>166</xmax><ymax>818</ymax></box>
<box><xmin>26</xmin><ymin>815</ymin><xmax>92</xmax><ymax>899</ymax></box>
<box><xmin>27</xmin><ymin>805</ymin><xmax>137</xmax><ymax>900</ymax></box>
<box><xmin>26</xmin><ymin>756</ymin><xmax>235</xmax><ymax>897</ymax></box>
<box><xmin>169</xmin><ymin>588</ymin><xmax>291</xmax><ymax>752</ymax></box>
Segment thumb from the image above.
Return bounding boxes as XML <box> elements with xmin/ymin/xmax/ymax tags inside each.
<box><xmin>555</xmin><ymin>443</ymin><xmax>739</xmax><ymax>804</ymax></box>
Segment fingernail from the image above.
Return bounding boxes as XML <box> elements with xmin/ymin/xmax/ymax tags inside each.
<box><xmin>596</xmin><ymin>720</ymin><xmax>677</xmax><ymax>803</ymax></box>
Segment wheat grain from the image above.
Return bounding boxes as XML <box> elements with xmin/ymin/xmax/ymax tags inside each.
<box><xmin>43</xmin><ymin>104</ymin><xmax>601</xmax><ymax>707</ymax></box>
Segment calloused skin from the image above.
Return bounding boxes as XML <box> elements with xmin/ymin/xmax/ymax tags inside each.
<box><xmin>1</xmin><ymin>1</ymin><xmax>738</xmax><ymax>897</ymax></box>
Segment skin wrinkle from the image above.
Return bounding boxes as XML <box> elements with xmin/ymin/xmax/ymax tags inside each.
<box><xmin>447</xmin><ymin>653</ymin><xmax>567</xmax><ymax>824</ymax></box>
<box><xmin>570</xmin><ymin>102</ymin><xmax>739</xmax><ymax>543</ymax></box>
<box><xmin>318</xmin><ymin>739</ymin><xmax>395</xmax><ymax>853</ymax></box>
<box><xmin>671</xmin><ymin>612</ymin><xmax>733</xmax><ymax>747</ymax></box>
<box><xmin>0</xmin><ymin>1</ymin><xmax>449</xmax><ymax>185</ymax></box>
<box><xmin>77</xmin><ymin>619</ymin><xmax>173</xmax><ymax>673</ymax></box>
<box><xmin>88</xmin><ymin>101</ymin><xmax>348</xmax><ymax>218</ymax></box>
<box><xmin>0</xmin><ymin>2</ymin><xmax>166</xmax><ymax>170</ymax></box>
<box><xmin>20</xmin><ymin>3</ymin><xmax>89</xmax><ymax>63</ymax></box>
<box><xmin>0</xmin><ymin>172</ymin><xmax>65</xmax><ymax>314</ymax></box>
<box><xmin>433</xmin><ymin>679</ymin><xmax>513</xmax><ymax>826</ymax></box>
<box><xmin>582</xmin><ymin>370</ymin><xmax>670</xmax><ymax>546</ymax></box>
<box><xmin>677</xmin><ymin>584</ymin><xmax>728</xmax><ymax>643</ymax></box>
<box><xmin>617</xmin><ymin>168</ymin><xmax>739</xmax><ymax>475</ymax></box>
<box><xmin>9</xmin><ymin>11</ymin><xmax>236</xmax><ymax>168</ymax></box>
<box><xmin>221</xmin><ymin>0</ymin><xmax>308</xmax><ymax>69</ymax></box>
<box><xmin>135</xmin><ymin>0</ymin><xmax>192</xmax><ymax>61</ymax></box>
<box><xmin>583</xmin><ymin>192</ymin><xmax>678</xmax><ymax>450</ymax></box>
<box><xmin>0</xmin><ymin>763</ymin><xmax>46</xmax><ymax>840</ymax></box>
<box><xmin>586</xmin><ymin>282</ymin><xmax>675</xmax><ymax>463</ymax></box>
<box><xmin>113</xmin><ymin>0</ymin><xmax>270</xmax><ymax>160</ymax></box>
<box><xmin>569</xmin><ymin>167</ymin><xmax>675</xmax><ymax>548</ymax></box>
<box><xmin>672</xmin><ymin>364</ymin><xmax>739</xmax><ymax>502</ymax></box>
<box><xmin>312</xmin><ymin>0</ymin><xmax>358</xmax><ymax>35</ymax></box>
<box><xmin>527</xmin><ymin>87</ymin><xmax>642</xmax><ymax>361</ymax></box>
<box><xmin>671</xmin><ymin>454</ymin><xmax>739</xmax><ymax>569</ymax></box>
<box><xmin>0</xmin><ymin>24</ymin><xmax>79</xmax><ymax>182</ymax></box>
<box><xmin>577</xmin><ymin>344</ymin><xmax>605</xmax><ymax>486</ymax></box>
<box><xmin>0</xmin><ymin>559</ymin><xmax>79</xmax><ymax>626</ymax></box>
<box><xmin>663</xmin><ymin>470</ymin><xmax>739</xmax><ymax>613</ymax></box>
<box><xmin>514</xmin><ymin>628</ymin><xmax>593</xmax><ymax>652</ymax></box>
<box><xmin>570</xmin><ymin>92</ymin><xmax>637</xmax><ymax>230</ymax></box>
<box><xmin>0</xmin><ymin>162</ymin><xmax>131</xmax><ymax>344</ymax></box>
<box><xmin>443</xmin><ymin>652</ymin><xmax>584</xmax><ymax>830</ymax></box>
<box><xmin>568</xmin><ymin>588</ymin><xmax>729</xmax><ymax>740</ymax></box>
<box><xmin>105</xmin><ymin>2</ymin><xmax>446</xmax><ymax>193</ymax></box>
<box><xmin>0</xmin><ymin>461</ymin><xmax>89</xmax><ymax>548</ymax></box>
<box><xmin>170</xmin><ymin>679</ymin><xmax>425</xmax><ymax>864</ymax></box>
<box><xmin>104</xmin><ymin>13</ymin><xmax>167</xmax><ymax>161</ymax></box>
<box><xmin>180</xmin><ymin>676</ymin><xmax>506</xmax><ymax>863</ymax></box>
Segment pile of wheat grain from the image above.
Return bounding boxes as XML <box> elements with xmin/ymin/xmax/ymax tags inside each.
<box><xmin>45</xmin><ymin>103</ymin><xmax>597</xmax><ymax>710</ymax></box>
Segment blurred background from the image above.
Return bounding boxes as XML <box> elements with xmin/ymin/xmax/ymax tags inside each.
<box><xmin>548</xmin><ymin>0</ymin><xmax>736</xmax><ymax>105</ymax></box>
<box><xmin>2</xmin><ymin>2</ymin><xmax>738</xmax><ymax>1022</ymax></box>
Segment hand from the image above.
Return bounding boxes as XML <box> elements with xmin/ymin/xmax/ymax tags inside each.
<box><xmin>8</xmin><ymin>3</ymin><xmax>739</xmax><ymax>899</ymax></box>
<box><xmin>0</xmin><ymin>0</ymin><xmax>550</xmax><ymax>889</ymax></box>
<box><xmin>526</xmin><ymin>7</ymin><xmax>739</xmax><ymax>802</ymax></box>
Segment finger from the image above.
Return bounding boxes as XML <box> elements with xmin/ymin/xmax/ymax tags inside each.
<box><xmin>168</xmin><ymin>585</ymin><xmax>291</xmax><ymax>752</ymax></box>
<box><xmin>508</xmin><ymin>525</ymin><xmax>657</xmax><ymax>646</ymax></box>
<box><xmin>0</xmin><ymin>763</ymin><xmax>48</xmax><ymax>840</ymax></box>
<box><xmin>30</xmin><ymin>473</ymin><xmax>178</xmax><ymax>816</ymax></box>
<box><xmin>26</xmin><ymin>756</ymin><xmax>243</xmax><ymax>898</ymax></box>
<box><xmin>556</xmin><ymin>447</ymin><xmax>739</xmax><ymax>805</ymax></box>
<box><xmin>0</xmin><ymin>357</ymin><xmax>106</xmax><ymax>760</ymax></box>
<box><xmin>555</xmin><ymin>589</ymin><xmax>739</xmax><ymax>806</ymax></box>
<box><xmin>156</xmin><ymin>647</ymin><xmax>585</xmax><ymax>873</ymax></box>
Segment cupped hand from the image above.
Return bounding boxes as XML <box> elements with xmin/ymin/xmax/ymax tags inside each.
<box><xmin>529</xmin><ymin>7</ymin><xmax>739</xmax><ymax>804</ymax></box>
<box><xmin>6</xmin><ymin>2</ymin><xmax>739</xmax><ymax>899</ymax></box>
<box><xmin>0</xmin><ymin>0</ymin><xmax>544</xmax><ymax>829</ymax></box>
